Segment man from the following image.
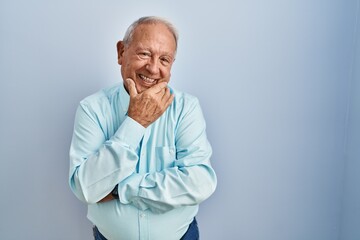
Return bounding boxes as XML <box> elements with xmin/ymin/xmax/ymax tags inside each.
<box><xmin>69</xmin><ymin>16</ymin><xmax>217</xmax><ymax>240</ymax></box>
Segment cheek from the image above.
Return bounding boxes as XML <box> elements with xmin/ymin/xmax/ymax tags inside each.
<box><xmin>123</xmin><ymin>62</ymin><xmax>136</xmax><ymax>77</ymax></box>
<box><xmin>128</xmin><ymin>61</ymin><xmax>146</xmax><ymax>72</ymax></box>
<box><xmin>161</xmin><ymin>67</ymin><xmax>172</xmax><ymax>78</ymax></box>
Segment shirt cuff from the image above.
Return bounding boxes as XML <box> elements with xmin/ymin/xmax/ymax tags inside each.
<box><xmin>118</xmin><ymin>173</ymin><xmax>143</xmax><ymax>204</ymax></box>
<box><xmin>112</xmin><ymin>116</ymin><xmax>146</xmax><ymax>149</ymax></box>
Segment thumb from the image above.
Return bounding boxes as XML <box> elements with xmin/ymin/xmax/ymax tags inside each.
<box><xmin>126</xmin><ymin>78</ymin><xmax>137</xmax><ymax>96</ymax></box>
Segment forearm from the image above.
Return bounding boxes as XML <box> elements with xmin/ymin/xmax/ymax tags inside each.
<box><xmin>117</xmin><ymin>97</ymin><xmax>217</xmax><ymax>212</ymax></box>
<box><xmin>69</xmin><ymin>105</ymin><xmax>145</xmax><ymax>204</ymax></box>
<box><xmin>69</xmin><ymin>140</ymin><xmax>139</xmax><ymax>204</ymax></box>
<box><xmin>120</xmin><ymin>164</ymin><xmax>216</xmax><ymax>213</ymax></box>
<box><xmin>118</xmin><ymin>139</ymin><xmax>217</xmax><ymax>213</ymax></box>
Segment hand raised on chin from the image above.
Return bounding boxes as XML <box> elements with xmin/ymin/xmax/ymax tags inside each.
<box><xmin>126</xmin><ymin>78</ymin><xmax>174</xmax><ymax>128</ymax></box>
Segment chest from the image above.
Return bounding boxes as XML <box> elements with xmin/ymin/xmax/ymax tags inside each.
<box><xmin>106</xmin><ymin>109</ymin><xmax>178</xmax><ymax>173</ymax></box>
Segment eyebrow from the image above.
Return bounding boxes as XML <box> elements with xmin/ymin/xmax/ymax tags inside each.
<box><xmin>135</xmin><ymin>47</ymin><xmax>175</xmax><ymax>58</ymax></box>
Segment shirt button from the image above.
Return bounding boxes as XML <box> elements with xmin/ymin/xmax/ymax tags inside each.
<box><xmin>140</xmin><ymin>213</ymin><xmax>146</xmax><ymax>218</ymax></box>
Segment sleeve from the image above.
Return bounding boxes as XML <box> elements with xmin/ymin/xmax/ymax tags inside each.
<box><xmin>118</xmin><ymin>98</ymin><xmax>217</xmax><ymax>213</ymax></box>
<box><xmin>68</xmin><ymin>103</ymin><xmax>145</xmax><ymax>204</ymax></box>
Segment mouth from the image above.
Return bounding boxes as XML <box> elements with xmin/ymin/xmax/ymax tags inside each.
<box><xmin>138</xmin><ymin>74</ymin><xmax>157</xmax><ymax>85</ymax></box>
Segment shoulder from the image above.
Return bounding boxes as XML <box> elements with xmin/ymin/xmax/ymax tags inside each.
<box><xmin>169</xmin><ymin>88</ymin><xmax>208</xmax><ymax>137</ymax></box>
<box><xmin>78</xmin><ymin>83</ymin><xmax>121</xmax><ymax>115</ymax></box>
<box><xmin>171</xmin><ymin>87</ymin><xmax>200</xmax><ymax>109</ymax></box>
<box><xmin>169</xmin><ymin>87</ymin><xmax>204</xmax><ymax>123</ymax></box>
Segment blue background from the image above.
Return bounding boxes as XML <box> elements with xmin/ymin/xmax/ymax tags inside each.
<box><xmin>0</xmin><ymin>0</ymin><xmax>359</xmax><ymax>239</ymax></box>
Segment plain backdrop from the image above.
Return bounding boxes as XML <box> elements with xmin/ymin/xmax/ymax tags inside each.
<box><xmin>0</xmin><ymin>0</ymin><xmax>359</xmax><ymax>239</ymax></box>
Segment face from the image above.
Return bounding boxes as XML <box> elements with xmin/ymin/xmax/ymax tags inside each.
<box><xmin>117</xmin><ymin>23</ymin><xmax>176</xmax><ymax>94</ymax></box>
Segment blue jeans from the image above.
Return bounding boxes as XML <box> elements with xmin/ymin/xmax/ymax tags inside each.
<box><xmin>93</xmin><ymin>218</ymin><xmax>199</xmax><ymax>240</ymax></box>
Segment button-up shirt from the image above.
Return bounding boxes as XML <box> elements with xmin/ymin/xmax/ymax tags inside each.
<box><xmin>69</xmin><ymin>82</ymin><xmax>217</xmax><ymax>240</ymax></box>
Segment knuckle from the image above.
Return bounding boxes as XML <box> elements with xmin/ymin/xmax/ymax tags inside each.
<box><xmin>143</xmin><ymin>93</ymin><xmax>152</xmax><ymax>100</ymax></box>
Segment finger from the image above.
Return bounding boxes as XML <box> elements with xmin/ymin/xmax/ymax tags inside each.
<box><xmin>147</xmin><ymin>81</ymin><xmax>168</xmax><ymax>94</ymax></box>
<box><xmin>163</xmin><ymin>93</ymin><xmax>174</xmax><ymax>109</ymax></box>
<box><xmin>126</xmin><ymin>78</ymin><xmax>138</xmax><ymax>97</ymax></box>
<box><xmin>161</xmin><ymin>87</ymin><xmax>171</xmax><ymax>101</ymax></box>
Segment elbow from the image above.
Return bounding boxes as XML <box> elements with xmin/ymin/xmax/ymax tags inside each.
<box><xmin>206</xmin><ymin>163</ymin><xmax>217</xmax><ymax>194</ymax></box>
<box><xmin>209</xmin><ymin>174</ymin><xmax>217</xmax><ymax>196</ymax></box>
<box><xmin>70</xmin><ymin>184</ymin><xmax>99</xmax><ymax>205</ymax></box>
<box><xmin>79</xmin><ymin>191</ymin><xmax>99</xmax><ymax>205</ymax></box>
<box><xmin>204</xmin><ymin>170</ymin><xmax>217</xmax><ymax>200</ymax></box>
<box><xmin>69</xmin><ymin>174</ymin><xmax>99</xmax><ymax>204</ymax></box>
<box><xmin>195</xmin><ymin>166</ymin><xmax>217</xmax><ymax>203</ymax></box>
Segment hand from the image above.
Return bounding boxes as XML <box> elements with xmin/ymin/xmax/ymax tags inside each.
<box><xmin>126</xmin><ymin>78</ymin><xmax>174</xmax><ymax>128</ymax></box>
<box><xmin>98</xmin><ymin>193</ymin><xmax>115</xmax><ymax>203</ymax></box>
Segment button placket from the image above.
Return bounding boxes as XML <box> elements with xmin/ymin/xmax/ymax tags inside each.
<box><xmin>138</xmin><ymin>210</ymin><xmax>148</xmax><ymax>240</ymax></box>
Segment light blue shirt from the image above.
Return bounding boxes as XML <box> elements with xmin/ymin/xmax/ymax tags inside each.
<box><xmin>69</xmin><ymin>82</ymin><xmax>217</xmax><ymax>240</ymax></box>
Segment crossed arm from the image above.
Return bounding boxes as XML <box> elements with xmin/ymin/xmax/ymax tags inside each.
<box><xmin>69</xmin><ymin>79</ymin><xmax>216</xmax><ymax>212</ymax></box>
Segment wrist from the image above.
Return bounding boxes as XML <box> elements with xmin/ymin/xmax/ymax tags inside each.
<box><xmin>127</xmin><ymin>114</ymin><xmax>150</xmax><ymax>128</ymax></box>
<box><xmin>111</xmin><ymin>184</ymin><xmax>119</xmax><ymax>199</ymax></box>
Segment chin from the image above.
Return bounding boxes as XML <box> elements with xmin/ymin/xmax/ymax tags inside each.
<box><xmin>135</xmin><ymin>81</ymin><xmax>155</xmax><ymax>93</ymax></box>
<box><xmin>136</xmin><ymin>85</ymin><xmax>149</xmax><ymax>94</ymax></box>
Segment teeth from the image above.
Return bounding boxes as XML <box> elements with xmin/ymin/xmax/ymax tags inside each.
<box><xmin>139</xmin><ymin>74</ymin><xmax>156</xmax><ymax>83</ymax></box>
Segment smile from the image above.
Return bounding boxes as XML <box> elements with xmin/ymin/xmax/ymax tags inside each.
<box><xmin>139</xmin><ymin>74</ymin><xmax>157</xmax><ymax>84</ymax></box>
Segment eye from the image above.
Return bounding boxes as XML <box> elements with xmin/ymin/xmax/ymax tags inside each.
<box><xmin>160</xmin><ymin>57</ymin><xmax>172</xmax><ymax>66</ymax></box>
<box><xmin>138</xmin><ymin>51</ymin><xmax>151</xmax><ymax>59</ymax></box>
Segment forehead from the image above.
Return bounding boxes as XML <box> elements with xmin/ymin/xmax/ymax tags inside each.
<box><xmin>130</xmin><ymin>23</ymin><xmax>176</xmax><ymax>54</ymax></box>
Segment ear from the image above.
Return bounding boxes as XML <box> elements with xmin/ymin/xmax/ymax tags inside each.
<box><xmin>116</xmin><ymin>41</ymin><xmax>125</xmax><ymax>65</ymax></box>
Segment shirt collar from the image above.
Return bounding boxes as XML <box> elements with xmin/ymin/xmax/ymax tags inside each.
<box><xmin>119</xmin><ymin>82</ymin><xmax>130</xmax><ymax>114</ymax></box>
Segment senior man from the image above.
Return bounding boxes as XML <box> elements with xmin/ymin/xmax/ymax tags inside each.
<box><xmin>69</xmin><ymin>16</ymin><xmax>217</xmax><ymax>240</ymax></box>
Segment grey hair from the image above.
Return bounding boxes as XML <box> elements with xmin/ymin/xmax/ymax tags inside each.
<box><xmin>123</xmin><ymin>16</ymin><xmax>179</xmax><ymax>51</ymax></box>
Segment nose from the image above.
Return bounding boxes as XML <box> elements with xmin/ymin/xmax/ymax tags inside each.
<box><xmin>145</xmin><ymin>58</ymin><xmax>159</xmax><ymax>75</ymax></box>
